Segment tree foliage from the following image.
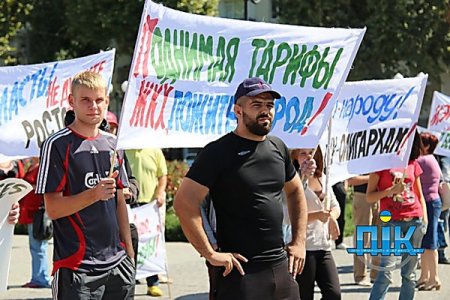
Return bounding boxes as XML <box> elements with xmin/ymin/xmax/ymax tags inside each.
<box><xmin>0</xmin><ymin>0</ymin><xmax>32</xmax><ymax>65</ymax></box>
<box><xmin>18</xmin><ymin>0</ymin><xmax>218</xmax><ymax>64</ymax></box>
<box><xmin>274</xmin><ymin>0</ymin><xmax>450</xmax><ymax>85</ymax></box>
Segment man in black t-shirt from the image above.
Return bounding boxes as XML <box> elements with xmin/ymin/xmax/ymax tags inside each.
<box><xmin>174</xmin><ymin>77</ymin><xmax>308</xmax><ymax>300</ymax></box>
<box><xmin>36</xmin><ymin>71</ymin><xmax>135</xmax><ymax>299</ymax></box>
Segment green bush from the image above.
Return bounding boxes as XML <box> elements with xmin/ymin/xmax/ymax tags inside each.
<box><xmin>165</xmin><ymin>209</ymin><xmax>187</xmax><ymax>242</ymax></box>
<box><xmin>166</xmin><ymin>160</ymin><xmax>189</xmax><ymax>211</ymax></box>
<box><xmin>344</xmin><ymin>187</ymin><xmax>354</xmax><ymax>237</ymax></box>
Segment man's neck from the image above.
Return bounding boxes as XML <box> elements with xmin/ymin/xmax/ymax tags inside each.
<box><xmin>233</xmin><ymin>126</ymin><xmax>266</xmax><ymax>142</ymax></box>
<box><xmin>69</xmin><ymin>120</ymin><xmax>99</xmax><ymax>138</ymax></box>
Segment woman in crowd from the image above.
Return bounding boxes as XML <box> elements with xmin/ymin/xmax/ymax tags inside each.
<box><xmin>19</xmin><ymin>157</ymin><xmax>51</xmax><ymax>288</ymax></box>
<box><xmin>367</xmin><ymin>131</ymin><xmax>427</xmax><ymax>300</ymax></box>
<box><xmin>416</xmin><ymin>132</ymin><xmax>442</xmax><ymax>290</ymax></box>
<box><xmin>291</xmin><ymin>147</ymin><xmax>341</xmax><ymax>300</ymax></box>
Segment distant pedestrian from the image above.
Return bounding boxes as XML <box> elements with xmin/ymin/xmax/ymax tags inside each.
<box><xmin>367</xmin><ymin>132</ymin><xmax>427</xmax><ymax>300</ymax></box>
<box><xmin>417</xmin><ymin>132</ymin><xmax>442</xmax><ymax>291</ymax></box>
<box><xmin>19</xmin><ymin>157</ymin><xmax>51</xmax><ymax>289</ymax></box>
<box><xmin>291</xmin><ymin>147</ymin><xmax>341</xmax><ymax>300</ymax></box>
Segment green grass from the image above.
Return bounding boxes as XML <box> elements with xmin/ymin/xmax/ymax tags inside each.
<box><xmin>344</xmin><ymin>188</ymin><xmax>354</xmax><ymax>237</ymax></box>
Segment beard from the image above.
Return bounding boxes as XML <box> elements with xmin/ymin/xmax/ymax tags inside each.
<box><xmin>242</xmin><ymin>111</ymin><xmax>272</xmax><ymax>136</ymax></box>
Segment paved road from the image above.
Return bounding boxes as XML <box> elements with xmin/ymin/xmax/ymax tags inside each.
<box><xmin>2</xmin><ymin>236</ymin><xmax>449</xmax><ymax>299</ymax></box>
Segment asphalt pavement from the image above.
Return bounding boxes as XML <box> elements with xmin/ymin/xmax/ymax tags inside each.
<box><xmin>2</xmin><ymin>235</ymin><xmax>450</xmax><ymax>299</ymax></box>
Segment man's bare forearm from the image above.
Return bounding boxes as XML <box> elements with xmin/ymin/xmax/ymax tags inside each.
<box><xmin>44</xmin><ymin>189</ymin><xmax>98</xmax><ymax>220</ymax></box>
<box><xmin>156</xmin><ymin>175</ymin><xmax>167</xmax><ymax>199</ymax></box>
<box><xmin>174</xmin><ymin>197</ymin><xmax>216</xmax><ymax>258</ymax></box>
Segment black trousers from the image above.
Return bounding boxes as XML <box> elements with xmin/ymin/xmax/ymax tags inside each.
<box><xmin>332</xmin><ymin>182</ymin><xmax>346</xmax><ymax>246</ymax></box>
<box><xmin>53</xmin><ymin>256</ymin><xmax>135</xmax><ymax>300</ymax></box>
<box><xmin>130</xmin><ymin>223</ymin><xmax>138</xmax><ymax>263</ymax></box>
<box><xmin>206</xmin><ymin>260</ymin><xmax>220</xmax><ymax>300</ymax></box>
<box><xmin>296</xmin><ymin>250</ymin><xmax>341</xmax><ymax>300</ymax></box>
<box><xmin>216</xmin><ymin>258</ymin><xmax>299</xmax><ymax>300</ymax></box>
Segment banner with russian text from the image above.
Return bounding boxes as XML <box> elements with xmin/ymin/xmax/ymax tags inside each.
<box><xmin>428</xmin><ymin>91</ymin><xmax>450</xmax><ymax>157</ymax></box>
<box><xmin>0</xmin><ymin>178</ymin><xmax>32</xmax><ymax>292</ymax></box>
<box><xmin>0</xmin><ymin>50</ymin><xmax>115</xmax><ymax>163</ymax></box>
<box><xmin>130</xmin><ymin>202</ymin><xmax>166</xmax><ymax>279</ymax></box>
<box><xmin>116</xmin><ymin>1</ymin><xmax>365</xmax><ymax>149</ymax></box>
<box><xmin>327</xmin><ymin>75</ymin><xmax>427</xmax><ymax>185</ymax></box>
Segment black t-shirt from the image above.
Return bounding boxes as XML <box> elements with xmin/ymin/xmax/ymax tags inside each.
<box><xmin>186</xmin><ymin>132</ymin><xmax>296</xmax><ymax>263</ymax></box>
<box><xmin>36</xmin><ymin>128</ymin><xmax>128</xmax><ymax>274</ymax></box>
<box><xmin>354</xmin><ymin>183</ymin><xmax>368</xmax><ymax>193</ymax></box>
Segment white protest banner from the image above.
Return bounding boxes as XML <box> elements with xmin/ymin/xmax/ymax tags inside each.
<box><xmin>116</xmin><ymin>0</ymin><xmax>365</xmax><ymax>150</ymax></box>
<box><xmin>327</xmin><ymin>75</ymin><xmax>428</xmax><ymax>185</ymax></box>
<box><xmin>0</xmin><ymin>50</ymin><xmax>116</xmax><ymax>163</ymax></box>
<box><xmin>428</xmin><ymin>91</ymin><xmax>450</xmax><ymax>157</ymax></box>
<box><xmin>130</xmin><ymin>202</ymin><xmax>166</xmax><ymax>279</ymax></box>
<box><xmin>0</xmin><ymin>178</ymin><xmax>32</xmax><ymax>292</ymax></box>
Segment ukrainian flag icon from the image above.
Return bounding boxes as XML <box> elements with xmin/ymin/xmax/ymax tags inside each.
<box><xmin>379</xmin><ymin>210</ymin><xmax>392</xmax><ymax>223</ymax></box>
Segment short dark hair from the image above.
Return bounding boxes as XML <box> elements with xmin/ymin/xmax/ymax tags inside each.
<box><xmin>420</xmin><ymin>132</ymin><xmax>439</xmax><ymax>154</ymax></box>
<box><xmin>313</xmin><ymin>146</ymin><xmax>324</xmax><ymax>178</ymax></box>
<box><xmin>409</xmin><ymin>131</ymin><xmax>422</xmax><ymax>161</ymax></box>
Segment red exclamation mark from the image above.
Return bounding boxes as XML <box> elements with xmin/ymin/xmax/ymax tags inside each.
<box><xmin>301</xmin><ymin>92</ymin><xmax>333</xmax><ymax>136</ymax></box>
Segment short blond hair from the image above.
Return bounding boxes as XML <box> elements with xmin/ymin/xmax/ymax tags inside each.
<box><xmin>71</xmin><ymin>71</ymin><xmax>107</xmax><ymax>95</ymax></box>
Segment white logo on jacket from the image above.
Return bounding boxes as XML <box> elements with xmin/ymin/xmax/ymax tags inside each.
<box><xmin>84</xmin><ymin>171</ymin><xmax>109</xmax><ymax>188</ymax></box>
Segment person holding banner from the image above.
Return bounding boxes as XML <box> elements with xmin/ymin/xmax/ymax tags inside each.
<box><xmin>348</xmin><ymin>175</ymin><xmax>380</xmax><ymax>286</ymax></box>
<box><xmin>291</xmin><ymin>147</ymin><xmax>341</xmax><ymax>300</ymax></box>
<box><xmin>19</xmin><ymin>157</ymin><xmax>51</xmax><ymax>289</ymax></box>
<box><xmin>36</xmin><ymin>71</ymin><xmax>135</xmax><ymax>300</ymax></box>
<box><xmin>174</xmin><ymin>77</ymin><xmax>307</xmax><ymax>300</ymax></box>
<box><xmin>416</xmin><ymin>132</ymin><xmax>442</xmax><ymax>291</ymax></box>
<box><xmin>7</xmin><ymin>203</ymin><xmax>20</xmax><ymax>225</ymax></box>
<box><xmin>367</xmin><ymin>132</ymin><xmax>427</xmax><ymax>300</ymax></box>
<box><xmin>1</xmin><ymin>160</ymin><xmax>24</xmax><ymax>226</ymax></box>
<box><xmin>126</xmin><ymin>148</ymin><xmax>167</xmax><ymax>297</ymax></box>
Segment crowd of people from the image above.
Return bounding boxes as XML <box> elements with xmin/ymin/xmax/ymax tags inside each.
<box><xmin>3</xmin><ymin>73</ymin><xmax>450</xmax><ymax>300</ymax></box>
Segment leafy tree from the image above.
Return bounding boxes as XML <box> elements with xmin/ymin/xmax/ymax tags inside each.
<box><xmin>22</xmin><ymin>0</ymin><xmax>218</xmax><ymax>64</ymax></box>
<box><xmin>16</xmin><ymin>0</ymin><xmax>218</xmax><ymax>107</ymax></box>
<box><xmin>0</xmin><ymin>0</ymin><xmax>32</xmax><ymax>65</ymax></box>
<box><xmin>274</xmin><ymin>0</ymin><xmax>450</xmax><ymax>85</ymax></box>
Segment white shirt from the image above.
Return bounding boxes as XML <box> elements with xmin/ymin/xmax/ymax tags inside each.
<box><xmin>304</xmin><ymin>183</ymin><xmax>340</xmax><ymax>251</ymax></box>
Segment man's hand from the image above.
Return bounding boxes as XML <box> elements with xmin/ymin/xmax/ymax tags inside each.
<box><xmin>286</xmin><ymin>242</ymin><xmax>305</xmax><ymax>277</ymax></box>
<box><xmin>206</xmin><ymin>251</ymin><xmax>248</xmax><ymax>277</ymax></box>
<box><xmin>123</xmin><ymin>188</ymin><xmax>132</xmax><ymax>200</ymax></box>
<box><xmin>155</xmin><ymin>193</ymin><xmax>165</xmax><ymax>207</ymax></box>
<box><xmin>7</xmin><ymin>202</ymin><xmax>20</xmax><ymax>225</ymax></box>
<box><xmin>94</xmin><ymin>170</ymin><xmax>118</xmax><ymax>201</ymax></box>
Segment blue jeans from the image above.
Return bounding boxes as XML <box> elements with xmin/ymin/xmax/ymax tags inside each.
<box><xmin>28</xmin><ymin>223</ymin><xmax>51</xmax><ymax>287</ymax></box>
<box><xmin>421</xmin><ymin>199</ymin><xmax>442</xmax><ymax>249</ymax></box>
<box><xmin>369</xmin><ymin>218</ymin><xmax>425</xmax><ymax>300</ymax></box>
<box><xmin>438</xmin><ymin>210</ymin><xmax>449</xmax><ymax>249</ymax></box>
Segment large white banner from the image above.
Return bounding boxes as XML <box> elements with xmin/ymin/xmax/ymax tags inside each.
<box><xmin>0</xmin><ymin>50</ymin><xmax>116</xmax><ymax>163</ymax></box>
<box><xmin>116</xmin><ymin>0</ymin><xmax>365</xmax><ymax>150</ymax></box>
<box><xmin>428</xmin><ymin>91</ymin><xmax>450</xmax><ymax>157</ymax></box>
<box><xmin>0</xmin><ymin>178</ymin><xmax>32</xmax><ymax>292</ymax></box>
<box><xmin>327</xmin><ymin>75</ymin><xmax>428</xmax><ymax>185</ymax></box>
<box><xmin>130</xmin><ymin>202</ymin><xmax>166</xmax><ymax>279</ymax></box>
